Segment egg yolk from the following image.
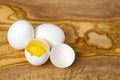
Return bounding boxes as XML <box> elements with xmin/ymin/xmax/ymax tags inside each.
<box><xmin>26</xmin><ymin>39</ymin><xmax>48</xmax><ymax>57</ymax></box>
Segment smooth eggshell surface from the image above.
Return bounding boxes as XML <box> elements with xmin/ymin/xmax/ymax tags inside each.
<box><xmin>8</xmin><ymin>20</ymin><xmax>34</xmax><ymax>50</ymax></box>
<box><xmin>35</xmin><ymin>24</ymin><xmax>65</xmax><ymax>48</ymax></box>
<box><xmin>50</xmin><ymin>43</ymin><xmax>75</xmax><ymax>68</ymax></box>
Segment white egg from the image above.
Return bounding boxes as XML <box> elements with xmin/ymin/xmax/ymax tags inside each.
<box><xmin>35</xmin><ymin>24</ymin><xmax>65</xmax><ymax>48</ymax></box>
<box><xmin>25</xmin><ymin>38</ymin><xmax>50</xmax><ymax>66</ymax></box>
<box><xmin>50</xmin><ymin>43</ymin><xmax>75</xmax><ymax>68</ymax></box>
<box><xmin>8</xmin><ymin>20</ymin><xmax>34</xmax><ymax>50</ymax></box>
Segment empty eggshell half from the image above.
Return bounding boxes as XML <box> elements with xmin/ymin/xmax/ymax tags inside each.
<box><xmin>25</xmin><ymin>38</ymin><xmax>50</xmax><ymax>66</ymax></box>
<box><xmin>35</xmin><ymin>23</ymin><xmax>65</xmax><ymax>48</ymax></box>
<box><xmin>50</xmin><ymin>43</ymin><xmax>75</xmax><ymax>68</ymax></box>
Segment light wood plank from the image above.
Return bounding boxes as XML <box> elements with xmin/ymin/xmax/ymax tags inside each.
<box><xmin>0</xmin><ymin>0</ymin><xmax>120</xmax><ymax>79</ymax></box>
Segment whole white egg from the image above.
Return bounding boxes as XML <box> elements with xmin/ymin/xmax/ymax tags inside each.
<box><xmin>50</xmin><ymin>43</ymin><xmax>75</xmax><ymax>68</ymax></box>
<box><xmin>8</xmin><ymin>20</ymin><xmax>34</xmax><ymax>50</ymax></box>
<box><xmin>35</xmin><ymin>24</ymin><xmax>65</xmax><ymax>48</ymax></box>
<box><xmin>25</xmin><ymin>38</ymin><xmax>50</xmax><ymax>66</ymax></box>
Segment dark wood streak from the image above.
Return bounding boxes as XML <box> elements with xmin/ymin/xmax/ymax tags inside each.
<box><xmin>0</xmin><ymin>0</ymin><xmax>120</xmax><ymax>20</ymax></box>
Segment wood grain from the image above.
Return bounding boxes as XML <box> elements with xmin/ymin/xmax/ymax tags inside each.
<box><xmin>0</xmin><ymin>0</ymin><xmax>120</xmax><ymax>80</ymax></box>
<box><xmin>0</xmin><ymin>0</ymin><xmax>120</xmax><ymax>20</ymax></box>
<box><xmin>1</xmin><ymin>57</ymin><xmax>120</xmax><ymax>80</ymax></box>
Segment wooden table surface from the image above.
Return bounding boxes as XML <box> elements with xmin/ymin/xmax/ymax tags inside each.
<box><xmin>0</xmin><ymin>0</ymin><xmax>120</xmax><ymax>80</ymax></box>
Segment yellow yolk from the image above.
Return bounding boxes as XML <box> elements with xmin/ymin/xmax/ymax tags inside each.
<box><xmin>28</xmin><ymin>45</ymin><xmax>46</xmax><ymax>56</ymax></box>
<box><xmin>26</xmin><ymin>39</ymin><xmax>48</xmax><ymax>57</ymax></box>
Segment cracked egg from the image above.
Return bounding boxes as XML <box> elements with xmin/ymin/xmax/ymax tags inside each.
<box><xmin>25</xmin><ymin>38</ymin><xmax>50</xmax><ymax>66</ymax></box>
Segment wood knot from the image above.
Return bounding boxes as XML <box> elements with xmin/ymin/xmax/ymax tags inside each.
<box><xmin>87</xmin><ymin>32</ymin><xmax>112</xmax><ymax>49</ymax></box>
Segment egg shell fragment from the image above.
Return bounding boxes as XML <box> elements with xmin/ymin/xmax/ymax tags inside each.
<box><xmin>35</xmin><ymin>23</ymin><xmax>65</xmax><ymax>48</ymax></box>
<box><xmin>50</xmin><ymin>43</ymin><xmax>75</xmax><ymax>68</ymax></box>
<box><xmin>25</xmin><ymin>50</ymin><xmax>50</xmax><ymax>66</ymax></box>
<box><xmin>7</xmin><ymin>20</ymin><xmax>34</xmax><ymax>50</ymax></box>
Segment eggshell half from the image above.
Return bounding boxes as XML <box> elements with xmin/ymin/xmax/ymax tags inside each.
<box><xmin>25</xmin><ymin>49</ymin><xmax>50</xmax><ymax>66</ymax></box>
<box><xmin>25</xmin><ymin>38</ymin><xmax>50</xmax><ymax>66</ymax></box>
<box><xmin>50</xmin><ymin>43</ymin><xmax>75</xmax><ymax>68</ymax></box>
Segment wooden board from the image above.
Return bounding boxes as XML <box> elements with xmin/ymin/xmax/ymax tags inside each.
<box><xmin>1</xmin><ymin>0</ymin><xmax>120</xmax><ymax>80</ymax></box>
